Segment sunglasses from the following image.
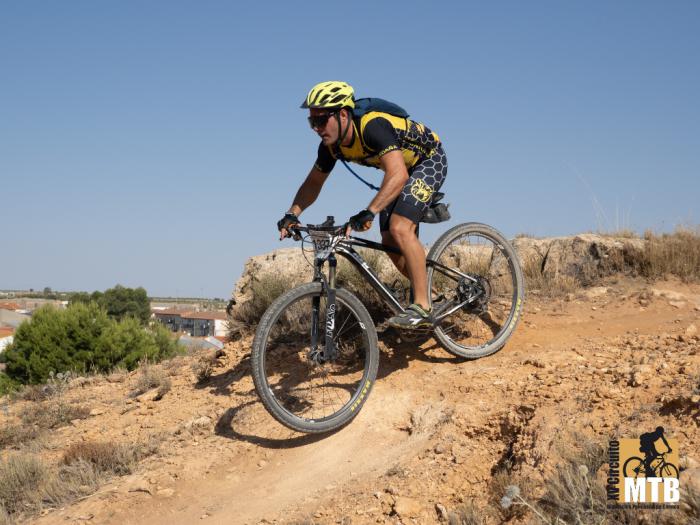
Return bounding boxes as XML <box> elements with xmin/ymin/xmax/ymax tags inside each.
<box><xmin>307</xmin><ymin>111</ymin><xmax>337</xmax><ymax>129</ymax></box>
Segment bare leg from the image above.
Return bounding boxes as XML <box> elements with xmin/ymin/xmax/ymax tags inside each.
<box><xmin>387</xmin><ymin>214</ymin><xmax>429</xmax><ymax>311</ymax></box>
<box><xmin>381</xmin><ymin>230</ymin><xmax>409</xmax><ymax>279</ymax></box>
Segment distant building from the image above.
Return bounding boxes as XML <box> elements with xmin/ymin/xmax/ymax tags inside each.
<box><xmin>152</xmin><ymin>309</ymin><xmax>228</xmax><ymax>338</ymax></box>
<box><xmin>0</xmin><ymin>309</ymin><xmax>30</xmax><ymax>329</ymax></box>
<box><xmin>0</xmin><ymin>327</ymin><xmax>14</xmax><ymax>353</ymax></box>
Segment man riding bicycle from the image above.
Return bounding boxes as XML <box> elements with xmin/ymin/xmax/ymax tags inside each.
<box><xmin>277</xmin><ymin>81</ymin><xmax>447</xmax><ymax>330</ymax></box>
<box><xmin>639</xmin><ymin>426</ymin><xmax>672</xmax><ymax>477</ymax></box>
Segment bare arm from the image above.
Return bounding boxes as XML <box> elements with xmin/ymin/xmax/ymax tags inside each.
<box><xmin>367</xmin><ymin>150</ymin><xmax>409</xmax><ymax>214</ymax></box>
<box><xmin>288</xmin><ymin>167</ymin><xmax>331</xmax><ymax>216</ymax></box>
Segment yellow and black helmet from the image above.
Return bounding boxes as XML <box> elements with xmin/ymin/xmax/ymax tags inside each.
<box><xmin>301</xmin><ymin>81</ymin><xmax>355</xmax><ymax>110</ymax></box>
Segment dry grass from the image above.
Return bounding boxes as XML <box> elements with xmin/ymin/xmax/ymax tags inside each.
<box><xmin>191</xmin><ymin>352</ymin><xmax>217</xmax><ymax>383</ymax></box>
<box><xmin>637</xmin><ymin>227</ymin><xmax>700</xmax><ymax>282</ymax></box>
<box><xmin>0</xmin><ymin>434</ymin><xmax>163</xmax><ymax>523</ymax></box>
<box><xmin>229</xmin><ymin>273</ymin><xmax>290</xmax><ymax>338</ymax></box>
<box><xmin>130</xmin><ymin>363</ymin><xmax>171</xmax><ymax>399</ymax></box>
<box><xmin>447</xmin><ymin>500</ymin><xmax>486</xmax><ymax>525</ymax></box>
<box><xmin>63</xmin><ymin>441</ymin><xmax>142</xmax><ymax>476</ymax></box>
<box><xmin>522</xmin><ymin>255</ymin><xmax>580</xmax><ymax>298</ymax></box>
<box><xmin>0</xmin><ymin>401</ymin><xmax>91</xmax><ymax>450</ymax></box>
<box><xmin>522</xmin><ymin>227</ymin><xmax>700</xmax><ymax>298</ymax></box>
<box><xmin>0</xmin><ymin>454</ymin><xmax>48</xmax><ymax>515</ymax></box>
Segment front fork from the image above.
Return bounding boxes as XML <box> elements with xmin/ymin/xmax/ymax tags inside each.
<box><xmin>310</xmin><ymin>254</ymin><xmax>338</xmax><ymax>362</ymax></box>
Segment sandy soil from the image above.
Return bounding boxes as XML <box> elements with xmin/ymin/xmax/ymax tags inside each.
<box><xmin>5</xmin><ymin>276</ymin><xmax>699</xmax><ymax>525</ymax></box>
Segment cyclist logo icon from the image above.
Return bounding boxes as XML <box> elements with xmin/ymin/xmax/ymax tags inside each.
<box><xmin>622</xmin><ymin>426</ymin><xmax>679</xmax><ymax>480</ymax></box>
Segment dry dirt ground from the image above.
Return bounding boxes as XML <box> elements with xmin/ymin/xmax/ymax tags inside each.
<box><xmin>4</xmin><ymin>276</ymin><xmax>700</xmax><ymax>524</ymax></box>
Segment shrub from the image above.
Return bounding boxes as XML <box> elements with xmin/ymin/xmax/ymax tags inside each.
<box><xmin>0</xmin><ymin>453</ymin><xmax>48</xmax><ymax>515</ymax></box>
<box><xmin>70</xmin><ymin>285</ymin><xmax>150</xmax><ymax>324</ymax></box>
<box><xmin>94</xmin><ymin>318</ymin><xmax>176</xmax><ymax>372</ymax></box>
<box><xmin>638</xmin><ymin>227</ymin><xmax>700</xmax><ymax>282</ymax></box>
<box><xmin>4</xmin><ymin>303</ymin><xmax>110</xmax><ymax>384</ymax></box>
<box><xmin>63</xmin><ymin>441</ymin><xmax>141</xmax><ymax>476</ymax></box>
<box><xmin>229</xmin><ymin>273</ymin><xmax>291</xmax><ymax>337</ymax></box>
<box><xmin>130</xmin><ymin>363</ymin><xmax>171</xmax><ymax>399</ymax></box>
<box><xmin>4</xmin><ymin>304</ymin><xmax>179</xmax><ymax>386</ymax></box>
<box><xmin>0</xmin><ymin>373</ymin><xmax>18</xmax><ymax>397</ymax></box>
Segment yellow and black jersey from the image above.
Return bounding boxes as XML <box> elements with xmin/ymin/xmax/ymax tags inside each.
<box><xmin>314</xmin><ymin>111</ymin><xmax>441</xmax><ymax>173</ymax></box>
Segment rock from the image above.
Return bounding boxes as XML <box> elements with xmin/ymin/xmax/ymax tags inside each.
<box><xmin>681</xmin><ymin>467</ymin><xmax>700</xmax><ymax>496</ymax></box>
<box><xmin>686</xmin><ymin>324</ymin><xmax>698</xmax><ymax>337</ymax></box>
<box><xmin>125</xmin><ymin>476</ymin><xmax>152</xmax><ymax>495</ymax></box>
<box><xmin>157</xmin><ymin>488</ymin><xmax>175</xmax><ymax>497</ymax></box>
<box><xmin>435</xmin><ymin>503</ymin><xmax>449</xmax><ymax>521</ymax></box>
<box><xmin>185</xmin><ymin>416</ymin><xmax>212</xmax><ymax>431</ymax></box>
<box><xmin>680</xmin><ymin>456</ymin><xmax>700</xmax><ymax>470</ymax></box>
<box><xmin>651</xmin><ymin>289</ymin><xmax>686</xmax><ymax>302</ymax></box>
<box><xmin>89</xmin><ymin>408</ymin><xmax>105</xmax><ymax>417</ymax></box>
<box><xmin>136</xmin><ymin>390</ymin><xmax>162</xmax><ymax>403</ymax></box>
<box><xmin>434</xmin><ymin>444</ymin><xmax>445</xmax><ymax>454</ymax></box>
<box><xmin>393</xmin><ymin>497</ymin><xmax>422</xmax><ymax>518</ymax></box>
<box><xmin>584</xmin><ymin>287</ymin><xmax>608</xmax><ymax>299</ymax></box>
<box><xmin>669</xmin><ymin>301</ymin><xmax>687</xmax><ymax>309</ymax></box>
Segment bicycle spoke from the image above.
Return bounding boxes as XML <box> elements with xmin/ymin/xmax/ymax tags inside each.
<box><xmin>262</xmin><ymin>291</ymin><xmax>371</xmax><ymax>423</ymax></box>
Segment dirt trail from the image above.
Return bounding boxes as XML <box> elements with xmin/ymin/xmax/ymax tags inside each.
<box><xmin>19</xmin><ymin>277</ymin><xmax>700</xmax><ymax>524</ymax></box>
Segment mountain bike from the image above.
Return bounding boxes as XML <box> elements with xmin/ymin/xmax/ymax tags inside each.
<box><xmin>623</xmin><ymin>452</ymin><xmax>679</xmax><ymax>479</ymax></box>
<box><xmin>251</xmin><ymin>216</ymin><xmax>524</xmax><ymax>433</ymax></box>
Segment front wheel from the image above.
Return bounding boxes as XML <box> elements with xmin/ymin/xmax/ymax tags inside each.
<box><xmin>427</xmin><ymin>222</ymin><xmax>525</xmax><ymax>359</ymax></box>
<box><xmin>623</xmin><ymin>456</ymin><xmax>645</xmax><ymax>478</ymax></box>
<box><xmin>251</xmin><ymin>283</ymin><xmax>379</xmax><ymax>434</ymax></box>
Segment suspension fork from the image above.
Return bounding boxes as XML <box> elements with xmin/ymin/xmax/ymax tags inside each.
<box><xmin>310</xmin><ymin>255</ymin><xmax>338</xmax><ymax>361</ymax></box>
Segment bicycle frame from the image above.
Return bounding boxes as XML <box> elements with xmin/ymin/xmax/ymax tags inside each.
<box><xmin>337</xmin><ymin>237</ymin><xmax>483</xmax><ymax>318</ymax></box>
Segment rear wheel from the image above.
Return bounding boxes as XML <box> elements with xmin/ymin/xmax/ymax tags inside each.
<box><xmin>251</xmin><ymin>283</ymin><xmax>378</xmax><ymax>433</ymax></box>
<box><xmin>427</xmin><ymin>222</ymin><xmax>524</xmax><ymax>359</ymax></box>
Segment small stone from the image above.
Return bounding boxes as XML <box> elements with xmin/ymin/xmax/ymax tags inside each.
<box><xmin>434</xmin><ymin>444</ymin><xmax>445</xmax><ymax>454</ymax></box>
<box><xmin>670</xmin><ymin>301</ymin><xmax>687</xmax><ymax>309</ymax></box>
<box><xmin>157</xmin><ymin>488</ymin><xmax>175</xmax><ymax>497</ymax></box>
<box><xmin>435</xmin><ymin>503</ymin><xmax>449</xmax><ymax>521</ymax></box>
<box><xmin>89</xmin><ymin>408</ymin><xmax>105</xmax><ymax>416</ymax></box>
<box><xmin>393</xmin><ymin>497</ymin><xmax>422</xmax><ymax>518</ymax></box>
<box><xmin>652</xmin><ymin>288</ymin><xmax>686</xmax><ymax>301</ymax></box>
<box><xmin>686</xmin><ymin>324</ymin><xmax>698</xmax><ymax>337</ymax></box>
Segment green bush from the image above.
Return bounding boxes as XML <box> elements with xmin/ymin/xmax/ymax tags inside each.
<box><xmin>0</xmin><ymin>373</ymin><xmax>19</xmax><ymax>397</ymax></box>
<box><xmin>3</xmin><ymin>304</ymin><xmax>178</xmax><ymax>385</ymax></box>
<box><xmin>70</xmin><ymin>285</ymin><xmax>150</xmax><ymax>324</ymax></box>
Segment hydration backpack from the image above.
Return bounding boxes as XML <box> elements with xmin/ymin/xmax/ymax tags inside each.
<box><xmin>352</xmin><ymin>98</ymin><xmax>409</xmax><ymax>119</ymax></box>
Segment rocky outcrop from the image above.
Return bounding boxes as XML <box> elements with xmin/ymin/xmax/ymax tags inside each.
<box><xmin>513</xmin><ymin>234</ymin><xmax>645</xmax><ymax>284</ymax></box>
<box><xmin>230</xmin><ymin>234</ymin><xmax>648</xmax><ymax>312</ymax></box>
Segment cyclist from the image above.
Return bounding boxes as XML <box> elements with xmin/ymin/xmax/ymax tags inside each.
<box><xmin>639</xmin><ymin>426</ymin><xmax>672</xmax><ymax>477</ymax></box>
<box><xmin>277</xmin><ymin>81</ymin><xmax>447</xmax><ymax>329</ymax></box>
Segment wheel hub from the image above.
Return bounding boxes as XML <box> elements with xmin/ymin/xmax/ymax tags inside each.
<box><xmin>457</xmin><ymin>275</ymin><xmax>491</xmax><ymax>313</ymax></box>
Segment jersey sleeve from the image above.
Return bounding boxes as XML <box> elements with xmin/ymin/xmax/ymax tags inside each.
<box><xmin>314</xmin><ymin>143</ymin><xmax>336</xmax><ymax>173</ymax></box>
<box><xmin>362</xmin><ymin>117</ymin><xmax>400</xmax><ymax>157</ymax></box>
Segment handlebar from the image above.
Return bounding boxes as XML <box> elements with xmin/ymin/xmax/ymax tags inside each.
<box><xmin>285</xmin><ymin>221</ymin><xmax>349</xmax><ymax>241</ymax></box>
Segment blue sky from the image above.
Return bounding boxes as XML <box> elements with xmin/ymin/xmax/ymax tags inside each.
<box><xmin>1</xmin><ymin>1</ymin><xmax>698</xmax><ymax>298</ymax></box>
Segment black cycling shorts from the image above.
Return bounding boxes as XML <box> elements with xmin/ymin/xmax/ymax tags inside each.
<box><xmin>379</xmin><ymin>144</ymin><xmax>447</xmax><ymax>232</ymax></box>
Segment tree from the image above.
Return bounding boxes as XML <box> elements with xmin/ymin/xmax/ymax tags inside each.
<box><xmin>4</xmin><ymin>303</ymin><xmax>111</xmax><ymax>384</ymax></box>
<box><xmin>99</xmin><ymin>285</ymin><xmax>150</xmax><ymax>324</ymax></box>
<box><xmin>69</xmin><ymin>285</ymin><xmax>150</xmax><ymax>325</ymax></box>
<box><xmin>3</xmin><ymin>303</ymin><xmax>178</xmax><ymax>385</ymax></box>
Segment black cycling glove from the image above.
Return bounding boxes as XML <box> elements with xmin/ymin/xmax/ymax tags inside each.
<box><xmin>277</xmin><ymin>212</ymin><xmax>300</xmax><ymax>234</ymax></box>
<box><xmin>348</xmin><ymin>209</ymin><xmax>375</xmax><ymax>232</ymax></box>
